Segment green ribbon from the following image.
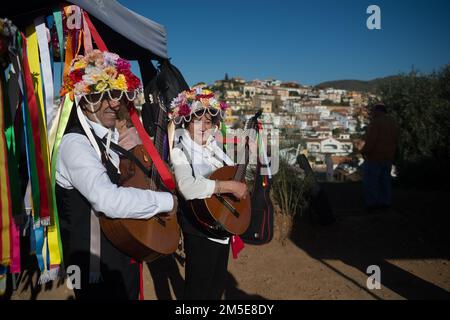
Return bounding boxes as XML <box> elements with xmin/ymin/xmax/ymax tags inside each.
<box><xmin>221</xmin><ymin>120</ymin><xmax>228</xmax><ymax>152</ymax></box>
<box><xmin>52</xmin><ymin>8</ymin><xmax>64</xmax><ymax>78</ymax></box>
<box><xmin>49</xmin><ymin>94</ymin><xmax>73</xmax><ymax>267</ymax></box>
<box><xmin>1</xmin><ymin>72</ymin><xmax>23</xmax><ymax>219</ymax></box>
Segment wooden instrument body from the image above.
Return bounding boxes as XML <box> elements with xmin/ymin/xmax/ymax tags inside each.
<box><xmin>190</xmin><ymin>165</ymin><xmax>251</xmax><ymax>238</ymax></box>
<box><xmin>99</xmin><ymin>145</ymin><xmax>180</xmax><ymax>262</ymax></box>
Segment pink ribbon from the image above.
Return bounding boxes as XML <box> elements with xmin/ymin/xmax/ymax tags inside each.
<box><xmin>9</xmin><ymin>217</ymin><xmax>21</xmax><ymax>274</ymax></box>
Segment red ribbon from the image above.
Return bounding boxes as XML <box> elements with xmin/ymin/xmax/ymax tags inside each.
<box><xmin>82</xmin><ymin>11</ymin><xmax>107</xmax><ymax>51</ymax></box>
<box><xmin>129</xmin><ymin>106</ymin><xmax>176</xmax><ymax>191</ymax></box>
<box><xmin>231</xmin><ymin>235</ymin><xmax>245</xmax><ymax>259</ymax></box>
<box><xmin>20</xmin><ymin>32</ymin><xmax>50</xmax><ymax>223</ymax></box>
<box><xmin>139</xmin><ymin>262</ymin><xmax>144</xmax><ymax>300</ymax></box>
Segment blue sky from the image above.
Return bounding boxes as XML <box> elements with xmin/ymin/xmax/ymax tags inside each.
<box><xmin>120</xmin><ymin>0</ymin><xmax>450</xmax><ymax>86</ymax></box>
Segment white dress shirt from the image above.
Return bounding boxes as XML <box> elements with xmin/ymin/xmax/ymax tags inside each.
<box><xmin>56</xmin><ymin>117</ymin><xmax>174</xmax><ymax>219</ymax></box>
<box><xmin>171</xmin><ymin>129</ymin><xmax>233</xmax><ymax>244</ymax></box>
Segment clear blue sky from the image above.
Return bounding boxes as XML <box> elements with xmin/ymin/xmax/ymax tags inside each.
<box><xmin>120</xmin><ymin>0</ymin><xmax>450</xmax><ymax>86</ymax></box>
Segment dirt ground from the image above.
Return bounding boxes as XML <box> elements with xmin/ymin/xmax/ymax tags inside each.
<box><xmin>5</xmin><ymin>182</ymin><xmax>450</xmax><ymax>300</ymax></box>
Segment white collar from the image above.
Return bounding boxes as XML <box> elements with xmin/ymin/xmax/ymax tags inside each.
<box><xmin>85</xmin><ymin>117</ymin><xmax>119</xmax><ymax>143</ymax></box>
<box><xmin>176</xmin><ymin>129</ymin><xmax>233</xmax><ymax>166</ymax></box>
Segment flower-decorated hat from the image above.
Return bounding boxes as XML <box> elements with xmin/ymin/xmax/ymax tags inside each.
<box><xmin>61</xmin><ymin>49</ymin><xmax>144</xmax><ymax>105</ymax></box>
<box><xmin>169</xmin><ymin>87</ymin><xmax>229</xmax><ymax>125</ymax></box>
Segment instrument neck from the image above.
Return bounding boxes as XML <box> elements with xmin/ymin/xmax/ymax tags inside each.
<box><xmin>234</xmin><ymin>136</ymin><xmax>250</xmax><ymax>182</ymax></box>
<box><xmin>151</xmin><ymin>95</ymin><xmax>166</xmax><ymax>184</ymax></box>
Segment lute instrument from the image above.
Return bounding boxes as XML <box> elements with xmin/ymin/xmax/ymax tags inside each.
<box><xmin>189</xmin><ymin>111</ymin><xmax>262</xmax><ymax>238</ymax></box>
<box><xmin>99</xmin><ymin>95</ymin><xmax>180</xmax><ymax>262</ymax></box>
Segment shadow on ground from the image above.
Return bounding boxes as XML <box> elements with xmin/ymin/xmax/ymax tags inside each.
<box><xmin>147</xmin><ymin>253</ymin><xmax>267</xmax><ymax>300</ymax></box>
<box><xmin>291</xmin><ymin>180</ymin><xmax>450</xmax><ymax>300</ymax></box>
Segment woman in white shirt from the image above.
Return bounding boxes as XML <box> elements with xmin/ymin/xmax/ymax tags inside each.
<box><xmin>170</xmin><ymin>88</ymin><xmax>247</xmax><ymax>300</ymax></box>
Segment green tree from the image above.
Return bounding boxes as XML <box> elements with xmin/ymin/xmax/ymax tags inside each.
<box><xmin>375</xmin><ymin>64</ymin><xmax>450</xmax><ymax>188</ymax></box>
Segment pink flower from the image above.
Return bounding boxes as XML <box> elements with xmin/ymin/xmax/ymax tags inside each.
<box><xmin>116</xmin><ymin>58</ymin><xmax>131</xmax><ymax>72</ymax></box>
<box><xmin>219</xmin><ymin>101</ymin><xmax>229</xmax><ymax>110</ymax></box>
<box><xmin>178</xmin><ymin>103</ymin><xmax>191</xmax><ymax>116</ymax></box>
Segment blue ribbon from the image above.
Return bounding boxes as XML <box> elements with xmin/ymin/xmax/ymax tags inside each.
<box><xmin>34</xmin><ymin>226</ymin><xmax>45</xmax><ymax>272</ymax></box>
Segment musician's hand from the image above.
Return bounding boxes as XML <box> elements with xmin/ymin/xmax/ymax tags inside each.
<box><xmin>230</xmin><ymin>181</ymin><xmax>248</xmax><ymax>200</ymax></box>
<box><xmin>118</xmin><ymin>127</ymin><xmax>141</xmax><ymax>151</ymax></box>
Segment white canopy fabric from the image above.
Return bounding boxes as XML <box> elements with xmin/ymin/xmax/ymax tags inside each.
<box><xmin>4</xmin><ymin>0</ymin><xmax>168</xmax><ymax>60</ymax></box>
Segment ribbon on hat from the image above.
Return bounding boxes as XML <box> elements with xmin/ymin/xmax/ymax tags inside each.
<box><xmin>129</xmin><ymin>105</ymin><xmax>176</xmax><ymax>191</ymax></box>
<box><xmin>82</xmin><ymin>11</ymin><xmax>107</xmax><ymax>51</ymax></box>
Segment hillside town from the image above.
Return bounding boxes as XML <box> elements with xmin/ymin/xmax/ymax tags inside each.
<box><xmin>202</xmin><ymin>74</ymin><xmax>376</xmax><ymax>181</ymax></box>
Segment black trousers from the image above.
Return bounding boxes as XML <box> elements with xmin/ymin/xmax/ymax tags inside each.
<box><xmin>183</xmin><ymin>233</ymin><xmax>230</xmax><ymax>300</ymax></box>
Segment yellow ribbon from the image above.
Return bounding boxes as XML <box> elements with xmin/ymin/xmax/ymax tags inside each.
<box><xmin>26</xmin><ymin>25</ymin><xmax>61</xmax><ymax>267</ymax></box>
<box><xmin>0</xmin><ymin>77</ymin><xmax>12</xmax><ymax>266</ymax></box>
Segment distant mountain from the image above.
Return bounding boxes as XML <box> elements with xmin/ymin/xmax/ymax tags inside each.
<box><xmin>315</xmin><ymin>76</ymin><xmax>399</xmax><ymax>93</ymax></box>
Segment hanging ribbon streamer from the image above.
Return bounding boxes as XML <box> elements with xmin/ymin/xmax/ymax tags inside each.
<box><xmin>129</xmin><ymin>106</ymin><xmax>176</xmax><ymax>191</ymax></box>
<box><xmin>17</xmin><ymin>33</ymin><xmax>40</xmax><ymax>222</ymax></box>
<box><xmin>75</xmin><ymin>101</ymin><xmax>103</xmax><ymax>283</ymax></box>
<box><xmin>23</xmin><ymin>28</ymin><xmax>51</xmax><ymax>226</ymax></box>
<box><xmin>82</xmin><ymin>11</ymin><xmax>107</xmax><ymax>51</ymax></box>
<box><xmin>26</xmin><ymin>25</ymin><xmax>58</xmax><ymax>278</ymax></box>
<box><xmin>3</xmin><ymin>70</ymin><xmax>23</xmax><ymax>221</ymax></box>
<box><xmin>45</xmin><ymin>15</ymin><xmax>55</xmax><ymax>77</ymax></box>
<box><xmin>21</xmin><ymin>29</ymin><xmax>51</xmax><ymax>278</ymax></box>
<box><xmin>52</xmin><ymin>8</ymin><xmax>64</xmax><ymax>80</ymax></box>
<box><xmin>62</xmin><ymin>6</ymin><xmax>75</xmax><ymax>89</ymax></box>
<box><xmin>33</xmin><ymin>17</ymin><xmax>63</xmax><ymax>277</ymax></box>
<box><xmin>81</xmin><ymin>10</ymin><xmax>93</xmax><ymax>53</ymax></box>
<box><xmin>48</xmin><ymin>94</ymin><xmax>76</xmax><ymax>272</ymax></box>
<box><xmin>35</xmin><ymin>16</ymin><xmax>56</xmax><ymax>130</ymax></box>
<box><xmin>1</xmin><ymin>71</ymin><xmax>22</xmax><ymax>274</ymax></box>
<box><xmin>0</xmin><ymin>75</ymin><xmax>12</xmax><ymax>267</ymax></box>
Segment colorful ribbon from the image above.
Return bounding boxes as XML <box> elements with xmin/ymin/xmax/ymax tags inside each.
<box><xmin>0</xmin><ymin>74</ymin><xmax>12</xmax><ymax>267</ymax></box>
<box><xmin>23</xmin><ymin>28</ymin><xmax>51</xmax><ymax>226</ymax></box>
<box><xmin>129</xmin><ymin>106</ymin><xmax>176</xmax><ymax>191</ymax></box>
<box><xmin>1</xmin><ymin>71</ymin><xmax>22</xmax><ymax>273</ymax></box>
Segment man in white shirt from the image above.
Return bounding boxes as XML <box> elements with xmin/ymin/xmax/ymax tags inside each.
<box><xmin>56</xmin><ymin>51</ymin><xmax>176</xmax><ymax>299</ymax></box>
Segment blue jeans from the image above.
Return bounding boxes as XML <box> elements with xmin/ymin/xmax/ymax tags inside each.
<box><xmin>363</xmin><ymin>160</ymin><xmax>392</xmax><ymax>207</ymax></box>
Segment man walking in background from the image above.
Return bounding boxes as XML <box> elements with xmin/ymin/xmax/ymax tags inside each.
<box><xmin>360</xmin><ymin>103</ymin><xmax>399</xmax><ymax>213</ymax></box>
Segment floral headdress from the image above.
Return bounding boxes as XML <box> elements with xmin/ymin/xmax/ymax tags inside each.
<box><xmin>61</xmin><ymin>49</ymin><xmax>144</xmax><ymax>105</ymax></box>
<box><xmin>169</xmin><ymin>87</ymin><xmax>229</xmax><ymax>125</ymax></box>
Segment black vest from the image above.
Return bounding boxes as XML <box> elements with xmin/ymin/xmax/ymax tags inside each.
<box><xmin>56</xmin><ymin>125</ymin><xmax>139</xmax><ymax>300</ymax></box>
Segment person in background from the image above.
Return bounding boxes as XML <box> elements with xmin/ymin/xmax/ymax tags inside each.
<box><xmin>360</xmin><ymin>103</ymin><xmax>399</xmax><ymax>213</ymax></box>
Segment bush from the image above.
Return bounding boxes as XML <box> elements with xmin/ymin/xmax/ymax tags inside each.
<box><xmin>272</xmin><ymin>159</ymin><xmax>312</xmax><ymax>218</ymax></box>
<box><xmin>374</xmin><ymin>64</ymin><xmax>450</xmax><ymax>189</ymax></box>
